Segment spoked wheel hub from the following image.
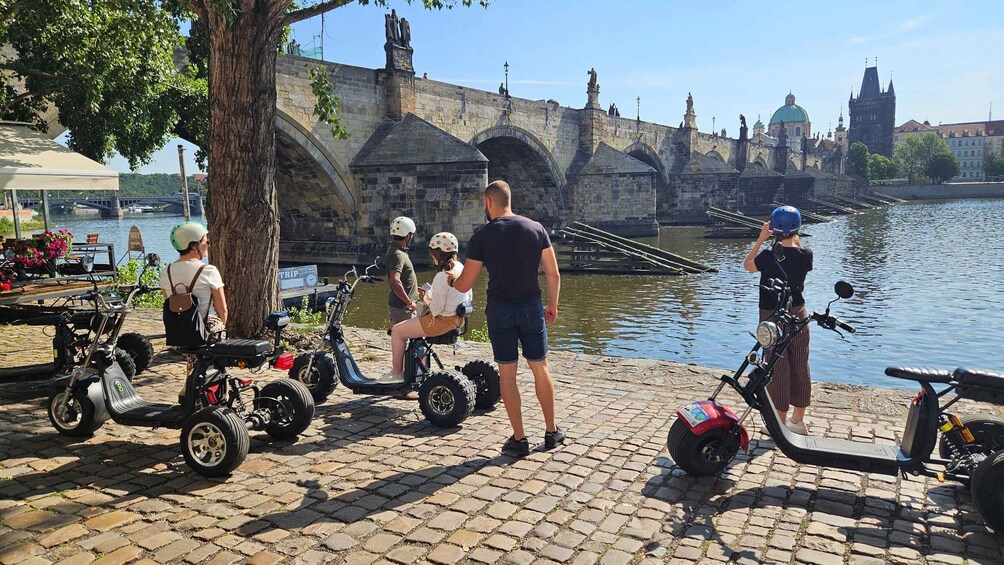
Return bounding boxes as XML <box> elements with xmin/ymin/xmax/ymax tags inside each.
<box><xmin>53</xmin><ymin>394</ymin><xmax>80</xmax><ymax>428</ymax></box>
<box><xmin>188</xmin><ymin>422</ymin><xmax>227</xmax><ymax>468</ymax></box>
<box><xmin>428</xmin><ymin>385</ymin><xmax>455</xmax><ymax>415</ymax></box>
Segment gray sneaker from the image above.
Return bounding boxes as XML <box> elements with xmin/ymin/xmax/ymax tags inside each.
<box><xmin>544</xmin><ymin>427</ymin><xmax>566</xmax><ymax>449</ymax></box>
<box><xmin>502</xmin><ymin>435</ymin><xmax>530</xmax><ymax>456</ymax></box>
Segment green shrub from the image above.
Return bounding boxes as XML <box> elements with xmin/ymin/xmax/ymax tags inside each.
<box><xmin>463</xmin><ymin>322</ymin><xmax>490</xmax><ymax>343</ymax></box>
<box><xmin>289</xmin><ymin>295</ymin><xmax>324</xmax><ymax>325</ymax></box>
<box><xmin>116</xmin><ymin>259</ymin><xmax>164</xmax><ymax>308</ymax></box>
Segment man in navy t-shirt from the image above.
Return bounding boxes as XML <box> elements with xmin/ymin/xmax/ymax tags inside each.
<box><xmin>450</xmin><ymin>180</ymin><xmax>565</xmax><ymax>455</ymax></box>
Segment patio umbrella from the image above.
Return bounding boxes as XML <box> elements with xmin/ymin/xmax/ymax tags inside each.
<box><xmin>0</xmin><ymin>121</ymin><xmax>119</xmax><ymax>238</ymax></box>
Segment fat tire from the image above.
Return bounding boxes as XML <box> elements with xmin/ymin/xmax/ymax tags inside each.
<box><xmin>289</xmin><ymin>352</ymin><xmax>337</xmax><ymax>403</ymax></box>
<box><xmin>118</xmin><ymin>333</ymin><xmax>154</xmax><ymax>375</ymax></box>
<box><xmin>462</xmin><ymin>360</ymin><xmax>501</xmax><ymax>410</ymax></box>
<box><xmin>180</xmin><ymin>407</ymin><xmax>249</xmax><ymax>477</ymax></box>
<box><xmin>419</xmin><ymin>371</ymin><xmax>476</xmax><ymax>428</ymax></box>
<box><xmin>970</xmin><ymin>449</ymin><xmax>1004</xmax><ymax>534</ymax></box>
<box><xmin>667</xmin><ymin>418</ymin><xmax>738</xmax><ymax>477</ymax></box>
<box><xmin>938</xmin><ymin>414</ymin><xmax>1004</xmax><ymax>460</ymax></box>
<box><xmin>114</xmin><ymin>349</ymin><xmax>137</xmax><ymax>381</ymax></box>
<box><xmin>47</xmin><ymin>389</ymin><xmax>102</xmax><ymax>437</ymax></box>
<box><xmin>260</xmin><ymin>379</ymin><xmax>316</xmax><ymax>441</ymax></box>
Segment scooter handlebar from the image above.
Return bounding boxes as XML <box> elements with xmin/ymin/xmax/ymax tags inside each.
<box><xmin>835</xmin><ymin>319</ymin><xmax>856</xmax><ymax>334</ymax></box>
<box><xmin>812</xmin><ymin>311</ymin><xmax>855</xmax><ymax>334</ymax></box>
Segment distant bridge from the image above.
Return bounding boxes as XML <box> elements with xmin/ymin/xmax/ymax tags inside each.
<box><xmin>17</xmin><ymin>194</ymin><xmax>205</xmax><ymax>218</ymax></box>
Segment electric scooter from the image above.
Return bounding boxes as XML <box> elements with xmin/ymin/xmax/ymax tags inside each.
<box><xmin>47</xmin><ymin>256</ymin><xmax>313</xmax><ymax>477</ymax></box>
<box><xmin>289</xmin><ymin>258</ymin><xmax>500</xmax><ymax>428</ymax></box>
<box><xmin>666</xmin><ymin>266</ymin><xmax>1004</xmax><ymax>533</ymax></box>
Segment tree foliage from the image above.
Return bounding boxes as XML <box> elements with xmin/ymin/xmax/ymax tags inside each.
<box><xmin>895</xmin><ymin>133</ymin><xmax>953</xmax><ymax>184</ymax></box>
<box><xmin>848</xmin><ymin>142</ymin><xmax>869</xmax><ymax>177</ymax></box>
<box><xmin>0</xmin><ymin>0</ymin><xmax>205</xmax><ymax>169</ymax></box>
<box><xmin>984</xmin><ymin>152</ymin><xmax>1004</xmax><ymax>180</ymax></box>
<box><xmin>867</xmin><ymin>153</ymin><xmax>898</xmax><ymax>180</ymax></box>
<box><xmin>926</xmin><ymin>153</ymin><xmax>960</xmax><ymax>184</ymax></box>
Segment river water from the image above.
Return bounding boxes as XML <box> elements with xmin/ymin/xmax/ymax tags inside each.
<box><xmin>49</xmin><ymin>200</ymin><xmax>1004</xmax><ymax>390</ymax></box>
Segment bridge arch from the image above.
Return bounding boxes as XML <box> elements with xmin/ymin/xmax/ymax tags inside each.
<box><xmin>275</xmin><ymin>111</ymin><xmax>357</xmax><ymax>240</ymax></box>
<box><xmin>471</xmin><ymin>126</ymin><xmax>565</xmax><ymax>224</ymax></box>
<box><xmin>752</xmin><ymin>155</ymin><xmax>768</xmax><ymax>168</ymax></box>
<box><xmin>625</xmin><ymin>142</ymin><xmax>666</xmax><ymax>178</ymax></box>
<box><xmin>706</xmin><ymin>150</ymin><xmax>726</xmax><ymax>163</ymax></box>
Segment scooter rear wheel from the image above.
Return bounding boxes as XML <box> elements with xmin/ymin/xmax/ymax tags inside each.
<box><xmin>290</xmin><ymin>352</ymin><xmax>337</xmax><ymax>403</ymax></box>
<box><xmin>938</xmin><ymin>414</ymin><xmax>1004</xmax><ymax>460</ymax></box>
<box><xmin>180</xmin><ymin>407</ymin><xmax>250</xmax><ymax>477</ymax></box>
<box><xmin>48</xmin><ymin>389</ymin><xmax>102</xmax><ymax>437</ymax></box>
<box><xmin>260</xmin><ymin>379</ymin><xmax>316</xmax><ymax>441</ymax></box>
<box><xmin>667</xmin><ymin>418</ymin><xmax>739</xmax><ymax>477</ymax></box>
<box><xmin>419</xmin><ymin>371</ymin><xmax>476</xmax><ymax>428</ymax></box>
<box><xmin>462</xmin><ymin>360</ymin><xmax>501</xmax><ymax>410</ymax></box>
<box><xmin>970</xmin><ymin>449</ymin><xmax>1004</xmax><ymax>534</ymax></box>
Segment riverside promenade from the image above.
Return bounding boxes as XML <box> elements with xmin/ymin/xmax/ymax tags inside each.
<box><xmin>1</xmin><ymin>314</ymin><xmax>1002</xmax><ymax>565</ymax></box>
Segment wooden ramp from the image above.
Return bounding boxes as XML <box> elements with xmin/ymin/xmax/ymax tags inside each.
<box><xmin>705</xmin><ymin>207</ymin><xmax>762</xmax><ymax>239</ymax></box>
<box><xmin>872</xmin><ymin>192</ymin><xmax>907</xmax><ymax>204</ymax></box>
<box><xmin>771</xmin><ymin>202</ymin><xmax>833</xmax><ymax>224</ymax></box>
<box><xmin>806</xmin><ymin>197</ymin><xmax>859</xmax><ymax>215</ymax></box>
<box><xmin>557</xmin><ymin>222</ymin><xmax>715</xmax><ymax>274</ymax></box>
<box><xmin>856</xmin><ymin>194</ymin><xmax>891</xmax><ymax>206</ymax></box>
<box><xmin>834</xmin><ymin>195</ymin><xmax>877</xmax><ymax>209</ymax></box>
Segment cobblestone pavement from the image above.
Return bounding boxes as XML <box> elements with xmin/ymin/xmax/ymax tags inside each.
<box><xmin>1</xmin><ymin>313</ymin><xmax>1003</xmax><ymax>564</ymax></box>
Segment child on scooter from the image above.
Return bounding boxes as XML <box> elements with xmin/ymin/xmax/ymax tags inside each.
<box><xmin>743</xmin><ymin>206</ymin><xmax>813</xmax><ymax>435</ymax></box>
<box><xmin>383</xmin><ymin>232</ymin><xmax>472</xmax><ymax>381</ymax></box>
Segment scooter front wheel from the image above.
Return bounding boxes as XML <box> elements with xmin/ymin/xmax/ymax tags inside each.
<box><xmin>48</xmin><ymin>390</ymin><xmax>102</xmax><ymax>437</ymax></box>
<box><xmin>290</xmin><ymin>352</ymin><xmax>337</xmax><ymax>403</ymax></box>
<box><xmin>667</xmin><ymin>418</ymin><xmax>739</xmax><ymax>477</ymax></box>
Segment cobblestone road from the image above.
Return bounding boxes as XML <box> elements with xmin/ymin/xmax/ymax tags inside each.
<box><xmin>1</xmin><ymin>315</ymin><xmax>1002</xmax><ymax>564</ymax></box>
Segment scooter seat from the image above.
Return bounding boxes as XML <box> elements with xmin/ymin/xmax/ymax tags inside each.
<box><xmin>426</xmin><ymin>329</ymin><xmax>461</xmax><ymax>345</ymax></box>
<box><xmin>884</xmin><ymin>366</ymin><xmax>953</xmax><ymax>384</ymax></box>
<box><xmin>954</xmin><ymin>368</ymin><xmax>1004</xmax><ymax>391</ymax></box>
<box><xmin>209</xmin><ymin>339</ymin><xmax>271</xmax><ymax>357</ymax></box>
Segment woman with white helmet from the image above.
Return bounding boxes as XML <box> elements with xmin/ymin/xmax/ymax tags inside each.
<box><xmin>161</xmin><ymin>221</ymin><xmax>228</xmax><ymax>403</ymax></box>
<box><xmin>384</xmin><ymin>232</ymin><xmax>472</xmax><ymax>382</ymax></box>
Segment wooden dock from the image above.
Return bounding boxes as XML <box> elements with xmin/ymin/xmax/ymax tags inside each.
<box><xmin>806</xmin><ymin>197</ymin><xmax>859</xmax><ymax>215</ymax></box>
<box><xmin>705</xmin><ymin>207</ymin><xmax>763</xmax><ymax>239</ymax></box>
<box><xmin>872</xmin><ymin>192</ymin><xmax>907</xmax><ymax>204</ymax></box>
<box><xmin>833</xmin><ymin>194</ymin><xmax>877</xmax><ymax>209</ymax></box>
<box><xmin>557</xmin><ymin>222</ymin><xmax>715</xmax><ymax>275</ymax></box>
<box><xmin>771</xmin><ymin>202</ymin><xmax>833</xmax><ymax>224</ymax></box>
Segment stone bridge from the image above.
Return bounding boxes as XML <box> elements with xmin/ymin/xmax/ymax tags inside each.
<box><xmin>16</xmin><ymin>194</ymin><xmax>205</xmax><ymax>218</ymax></box>
<box><xmin>272</xmin><ymin>30</ymin><xmax>856</xmax><ymax>261</ymax></box>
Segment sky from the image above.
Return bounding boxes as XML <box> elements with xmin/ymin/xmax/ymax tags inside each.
<box><xmin>96</xmin><ymin>0</ymin><xmax>1004</xmax><ymax>173</ymax></box>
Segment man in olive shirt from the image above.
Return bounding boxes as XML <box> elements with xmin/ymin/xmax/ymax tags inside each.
<box><xmin>386</xmin><ymin>216</ymin><xmax>420</xmax><ymax>324</ymax></box>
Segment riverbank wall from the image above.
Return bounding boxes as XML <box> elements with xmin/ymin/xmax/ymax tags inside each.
<box><xmin>877</xmin><ymin>181</ymin><xmax>1004</xmax><ymax>200</ymax></box>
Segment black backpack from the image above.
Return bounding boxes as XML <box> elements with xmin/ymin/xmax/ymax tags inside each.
<box><xmin>163</xmin><ymin>263</ymin><xmax>210</xmax><ymax>348</ymax></box>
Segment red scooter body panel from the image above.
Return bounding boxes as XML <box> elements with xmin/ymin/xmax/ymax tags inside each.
<box><xmin>677</xmin><ymin>400</ymin><xmax>750</xmax><ymax>453</ymax></box>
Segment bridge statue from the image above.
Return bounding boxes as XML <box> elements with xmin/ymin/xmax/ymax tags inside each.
<box><xmin>683</xmin><ymin>92</ymin><xmax>697</xmax><ymax>128</ymax></box>
<box><xmin>399</xmin><ymin>18</ymin><xmax>411</xmax><ymax>48</ymax></box>
<box><xmin>739</xmin><ymin>114</ymin><xmax>748</xmax><ymax>140</ymax></box>
<box><xmin>686</xmin><ymin>93</ymin><xmax>694</xmax><ymax>115</ymax></box>
<box><xmin>385</xmin><ymin>10</ymin><xmax>401</xmax><ymax>44</ymax></box>
<box><xmin>587</xmin><ymin>68</ymin><xmax>599</xmax><ymax>92</ymax></box>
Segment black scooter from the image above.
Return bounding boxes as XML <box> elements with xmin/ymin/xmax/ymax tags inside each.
<box><xmin>47</xmin><ymin>256</ymin><xmax>313</xmax><ymax>477</ymax></box>
<box><xmin>666</xmin><ymin>267</ymin><xmax>1004</xmax><ymax>533</ymax></box>
<box><xmin>289</xmin><ymin>258</ymin><xmax>500</xmax><ymax>428</ymax></box>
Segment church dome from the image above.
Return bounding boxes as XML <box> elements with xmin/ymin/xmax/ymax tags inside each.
<box><xmin>769</xmin><ymin>93</ymin><xmax>809</xmax><ymax>125</ymax></box>
<box><xmin>753</xmin><ymin>117</ymin><xmax>765</xmax><ymax>130</ymax></box>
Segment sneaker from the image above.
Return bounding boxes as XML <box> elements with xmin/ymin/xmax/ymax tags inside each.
<box><xmin>377</xmin><ymin>371</ymin><xmax>404</xmax><ymax>384</ymax></box>
<box><xmin>544</xmin><ymin>427</ymin><xmax>567</xmax><ymax>449</ymax></box>
<box><xmin>502</xmin><ymin>435</ymin><xmax>530</xmax><ymax>456</ymax></box>
<box><xmin>786</xmin><ymin>420</ymin><xmax>809</xmax><ymax>435</ymax></box>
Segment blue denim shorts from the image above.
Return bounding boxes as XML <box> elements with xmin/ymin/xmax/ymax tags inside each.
<box><xmin>485</xmin><ymin>301</ymin><xmax>548</xmax><ymax>364</ymax></box>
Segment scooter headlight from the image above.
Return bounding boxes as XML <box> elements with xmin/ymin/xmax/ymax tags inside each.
<box><xmin>755</xmin><ymin>321</ymin><xmax>781</xmax><ymax>348</ymax></box>
<box><xmin>325</xmin><ymin>297</ymin><xmax>337</xmax><ymax>315</ymax></box>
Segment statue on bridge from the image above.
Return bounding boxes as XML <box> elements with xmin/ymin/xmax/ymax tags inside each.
<box><xmin>399</xmin><ymin>17</ymin><xmax>411</xmax><ymax>48</ymax></box>
<box><xmin>587</xmin><ymin>68</ymin><xmax>599</xmax><ymax>92</ymax></box>
<box><xmin>686</xmin><ymin>93</ymin><xmax>694</xmax><ymax>115</ymax></box>
<box><xmin>385</xmin><ymin>10</ymin><xmax>401</xmax><ymax>45</ymax></box>
<box><xmin>739</xmin><ymin>114</ymin><xmax>748</xmax><ymax>140</ymax></box>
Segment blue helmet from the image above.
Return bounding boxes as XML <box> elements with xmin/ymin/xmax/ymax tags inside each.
<box><xmin>770</xmin><ymin>206</ymin><xmax>801</xmax><ymax>237</ymax></box>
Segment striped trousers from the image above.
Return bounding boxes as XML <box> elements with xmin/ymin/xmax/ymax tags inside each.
<box><xmin>759</xmin><ymin>305</ymin><xmax>811</xmax><ymax>412</ymax></box>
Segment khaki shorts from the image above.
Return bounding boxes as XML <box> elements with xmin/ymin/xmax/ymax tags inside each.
<box><xmin>419</xmin><ymin>313</ymin><xmax>463</xmax><ymax>338</ymax></box>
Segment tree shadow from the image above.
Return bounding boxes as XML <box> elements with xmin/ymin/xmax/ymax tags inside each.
<box><xmin>237</xmin><ymin>455</ymin><xmax>509</xmax><ymax>535</ymax></box>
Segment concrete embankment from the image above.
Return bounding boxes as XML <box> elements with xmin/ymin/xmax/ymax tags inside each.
<box><xmin>877</xmin><ymin>181</ymin><xmax>1004</xmax><ymax>200</ymax></box>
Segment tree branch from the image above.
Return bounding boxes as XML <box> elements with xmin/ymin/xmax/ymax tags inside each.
<box><xmin>0</xmin><ymin>64</ymin><xmax>80</xmax><ymax>85</ymax></box>
<box><xmin>284</xmin><ymin>0</ymin><xmax>354</xmax><ymax>26</ymax></box>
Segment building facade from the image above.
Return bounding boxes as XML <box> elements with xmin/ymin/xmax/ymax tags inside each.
<box><xmin>768</xmin><ymin>93</ymin><xmax>811</xmax><ymax>150</ymax></box>
<box><xmin>848</xmin><ymin>65</ymin><xmax>896</xmax><ymax>157</ymax></box>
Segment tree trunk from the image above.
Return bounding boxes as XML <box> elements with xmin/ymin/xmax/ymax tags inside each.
<box><xmin>205</xmin><ymin>5</ymin><xmax>286</xmax><ymax>337</ymax></box>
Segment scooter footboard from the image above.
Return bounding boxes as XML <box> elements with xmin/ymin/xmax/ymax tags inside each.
<box><xmin>677</xmin><ymin>401</ymin><xmax>751</xmax><ymax>453</ymax></box>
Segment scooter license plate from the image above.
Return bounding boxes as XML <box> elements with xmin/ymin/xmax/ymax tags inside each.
<box><xmin>680</xmin><ymin>403</ymin><xmax>711</xmax><ymax>427</ymax></box>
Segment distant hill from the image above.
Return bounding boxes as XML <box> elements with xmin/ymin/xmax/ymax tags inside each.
<box><xmin>20</xmin><ymin>174</ymin><xmax>208</xmax><ymax>199</ymax></box>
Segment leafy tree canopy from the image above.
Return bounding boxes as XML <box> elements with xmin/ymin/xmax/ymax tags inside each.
<box><xmin>848</xmin><ymin>142</ymin><xmax>869</xmax><ymax>177</ymax></box>
<box><xmin>984</xmin><ymin>152</ymin><xmax>1004</xmax><ymax>179</ymax></box>
<box><xmin>894</xmin><ymin>132</ymin><xmax>952</xmax><ymax>184</ymax></box>
<box><xmin>926</xmin><ymin>153</ymin><xmax>960</xmax><ymax>185</ymax></box>
<box><xmin>867</xmin><ymin>153</ymin><xmax>898</xmax><ymax>180</ymax></box>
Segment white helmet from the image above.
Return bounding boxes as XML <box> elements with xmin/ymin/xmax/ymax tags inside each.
<box><xmin>429</xmin><ymin>232</ymin><xmax>459</xmax><ymax>253</ymax></box>
<box><xmin>170</xmin><ymin>221</ymin><xmax>208</xmax><ymax>252</ymax></box>
<box><xmin>390</xmin><ymin>216</ymin><xmax>416</xmax><ymax>238</ymax></box>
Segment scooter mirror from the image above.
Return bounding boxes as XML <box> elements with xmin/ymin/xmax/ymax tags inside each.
<box><xmin>834</xmin><ymin>280</ymin><xmax>854</xmax><ymax>299</ymax></box>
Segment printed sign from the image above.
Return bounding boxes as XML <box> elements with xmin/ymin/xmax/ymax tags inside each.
<box><xmin>680</xmin><ymin>402</ymin><xmax>711</xmax><ymax>427</ymax></box>
<box><xmin>278</xmin><ymin>265</ymin><xmax>319</xmax><ymax>291</ymax></box>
